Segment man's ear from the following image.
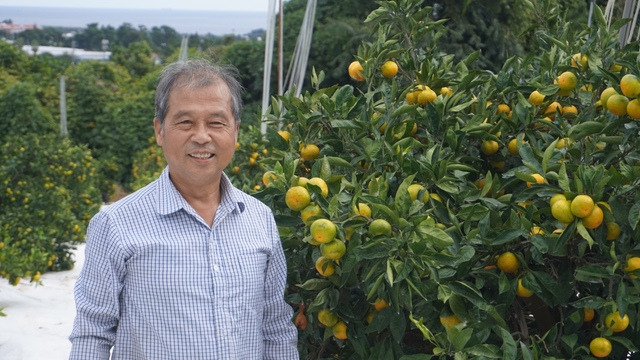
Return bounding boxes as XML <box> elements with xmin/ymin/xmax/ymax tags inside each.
<box><xmin>153</xmin><ymin>118</ymin><xmax>163</xmax><ymax>146</ymax></box>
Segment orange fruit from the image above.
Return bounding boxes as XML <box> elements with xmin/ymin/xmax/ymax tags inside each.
<box><xmin>507</xmin><ymin>138</ymin><xmax>525</xmax><ymax>155</ymax></box>
<box><xmin>262</xmin><ymin>171</ymin><xmax>277</xmax><ymax>186</ymax></box>
<box><xmin>285</xmin><ymin>186</ymin><xmax>311</xmax><ymax>211</ymax></box>
<box><xmin>627</xmin><ymin>99</ymin><xmax>640</xmax><ymax>120</ymax></box>
<box><xmin>365</xmin><ymin>310</ymin><xmax>376</xmax><ymax>324</ymax></box>
<box><xmin>353</xmin><ymin>202</ymin><xmax>372</xmax><ymax>217</ymax></box>
<box><xmin>625</xmin><ymin>257</ymin><xmax>640</xmax><ymax>278</ymax></box>
<box><xmin>599</xmin><ymin>87</ymin><xmax>618</xmax><ymax>106</ymax></box>
<box><xmin>581</xmin><ymin>205</ymin><xmax>603</xmax><ymax>229</ymax></box>
<box><xmin>439</xmin><ymin>314</ymin><xmax>461</xmax><ymax>329</ymax></box>
<box><xmin>348</xmin><ymin>61</ymin><xmax>364</xmax><ymax>82</ymax></box>
<box><xmin>332</xmin><ymin>321</ymin><xmax>348</xmax><ymax>340</ymax></box>
<box><xmin>551</xmin><ymin>199</ymin><xmax>575</xmax><ymax>224</ymax></box>
<box><xmin>317</xmin><ymin>308</ymin><xmax>339</xmax><ymax>327</ymax></box>
<box><xmin>526</xmin><ymin>173</ymin><xmax>546</xmax><ymax>188</ymax></box>
<box><xmin>407</xmin><ymin>184</ymin><xmax>429</xmax><ymax>203</ymax></box>
<box><xmin>549</xmin><ymin>193</ymin><xmax>567</xmax><ymax>208</ymax></box>
<box><xmin>497</xmin><ymin>103</ymin><xmax>511</xmax><ymax>115</ymax></box>
<box><xmin>570</xmin><ymin>194</ymin><xmax>594</xmax><ymax>218</ymax></box>
<box><xmin>405</xmin><ymin>90</ymin><xmax>420</xmax><ymax>105</ymax></box>
<box><xmin>481</xmin><ymin>140</ymin><xmax>499</xmax><ymax>155</ymax></box>
<box><xmin>374</xmin><ymin>298</ymin><xmax>389</xmax><ymax>311</ymax></box>
<box><xmin>571</xmin><ymin>53</ymin><xmax>588</xmax><ymax>70</ymax></box>
<box><xmin>556</xmin><ymin>71</ymin><xmax>578</xmax><ymax>91</ymax></box>
<box><xmin>321</xmin><ymin>240</ymin><xmax>346</xmax><ymax>260</ymax></box>
<box><xmin>584</xmin><ymin>308</ymin><xmax>595</xmax><ymax>322</ymax></box>
<box><xmin>310</xmin><ymin>218</ymin><xmax>337</xmax><ymax>244</ymax></box>
<box><xmin>543</xmin><ymin>101</ymin><xmax>562</xmax><ymax>120</ymax></box>
<box><xmin>308</xmin><ymin>177</ymin><xmax>329</xmax><ymax>197</ymax></box>
<box><xmin>556</xmin><ymin>137</ymin><xmax>571</xmax><ymax>149</ymax></box>
<box><xmin>301</xmin><ymin>204</ymin><xmax>323</xmax><ymax>224</ymax></box>
<box><xmin>381</xmin><ymin>60</ymin><xmax>399</xmax><ymax>78</ymax></box>
<box><xmin>300</xmin><ymin>144</ymin><xmax>320</xmax><ymax>161</ymax></box>
<box><xmin>529</xmin><ymin>90</ymin><xmax>545</xmax><ymax>106</ymax></box>
<box><xmin>562</xmin><ymin>105</ymin><xmax>578</xmax><ymax>117</ymax></box>
<box><xmin>516</xmin><ymin>278</ymin><xmax>533</xmax><ymax>297</ymax></box>
<box><xmin>497</xmin><ymin>252</ymin><xmax>519</xmax><ymax>274</ymax></box>
<box><xmin>369</xmin><ymin>219</ymin><xmax>392</xmax><ymax>237</ymax></box>
<box><xmin>315</xmin><ymin>256</ymin><xmax>335</xmax><ymax>277</ymax></box>
<box><xmin>620</xmin><ymin>73</ymin><xmax>640</xmax><ymax>98</ymax></box>
<box><xmin>606</xmin><ymin>222</ymin><xmax>621</xmax><ymax>241</ymax></box>
<box><xmin>439</xmin><ymin>86</ymin><xmax>453</xmax><ymax>96</ymax></box>
<box><xmin>607</xmin><ymin>94</ymin><xmax>629</xmax><ymax>116</ymax></box>
<box><xmin>590</xmin><ymin>337</ymin><xmax>612</xmax><ymax>358</ymax></box>
<box><xmin>605</xmin><ymin>311</ymin><xmax>629</xmax><ymax>332</ymax></box>
<box><xmin>277</xmin><ymin>130</ymin><xmax>291</xmax><ymax>142</ymax></box>
<box><xmin>417</xmin><ymin>88</ymin><xmax>437</xmax><ymax>106</ymax></box>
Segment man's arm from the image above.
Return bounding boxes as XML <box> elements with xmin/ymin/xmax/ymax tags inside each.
<box><xmin>69</xmin><ymin>211</ymin><xmax>125</xmax><ymax>360</ymax></box>
<box><xmin>262</xmin><ymin>211</ymin><xmax>299</xmax><ymax>359</ymax></box>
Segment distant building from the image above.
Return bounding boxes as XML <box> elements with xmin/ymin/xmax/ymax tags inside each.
<box><xmin>21</xmin><ymin>44</ymin><xmax>111</xmax><ymax>61</ymax></box>
<box><xmin>0</xmin><ymin>22</ymin><xmax>38</xmax><ymax>34</ymax></box>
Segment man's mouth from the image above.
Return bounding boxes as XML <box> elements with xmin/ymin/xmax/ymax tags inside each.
<box><xmin>189</xmin><ymin>152</ymin><xmax>214</xmax><ymax>159</ymax></box>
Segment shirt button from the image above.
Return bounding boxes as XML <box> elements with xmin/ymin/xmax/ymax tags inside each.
<box><xmin>213</xmin><ymin>265</ymin><xmax>220</xmax><ymax>272</ymax></box>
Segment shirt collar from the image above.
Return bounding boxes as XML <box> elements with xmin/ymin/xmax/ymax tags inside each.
<box><xmin>156</xmin><ymin>166</ymin><xmax>245</xmax><ymax>216</ymax></box>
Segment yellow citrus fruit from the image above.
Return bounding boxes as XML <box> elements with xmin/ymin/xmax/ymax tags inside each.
<box><xmin>556</xmin><ymin>137</ymin><xmax>571</xmax><ymax>149</ymax></box>
<box><xmin>497</xmin><ymin>103</ymin><xmax>511</xmax><ymax>115</ymax></box>
<box><xmin>570</xmin><ymin>194</ymin><xmax>594</xmax><ymax>218</ymax></box>
<box><xmin>526</xmin><ymin>173</ymin><xmax>546</xmax><ymax>188</ymax></box>
<box><xmin>481</xmin><ymin>140</ymin><xmax>499</xmax><ymax>155</ymax></box>
<box><xmin>562</xmin><ymin>105</ymin><xmax>578</xmax><ymax>117</ymax></box>
<box><xmin>607</xmin><ymin>94</ymin><xmax>629</xmax><ymax>116</ymax></box>
<box><xmin>310</xmin><ymin>218</ymin><xmax>337</xmax><ymax>244</ymax></box>
<box><xmin>516</xmin><ymin>278</ymin><xmax>534</xmax><ymax>298</ymax></box>
<box><xmin>317</xmin><ymin>309</ymin><xmax>339</xmax><ymax>327</ymax></box>
<box><xmin>277</xmin><ymin>130</ymin><xmax>291</xmax><ymax>142</ymax></box>
<box><xmin>300</xmin><ymin>144</ymin><xmax>320</xmax><ymax>161</ymax></box>
<box><xmin>543</xmin><ymin>101</ymin><xmax>562</xmax><ymax>120</ymax></box>
<box><xmin>571</xmin><ymin>53</ymin><xmax>588</xmax><ymax>70</ymax></box>
<box><xmin>605</xmin><ymin>311</ymin><xmax>630</xmax><ymax>332</ymax></box>
<box><xmin>321</xmin><ymin>240</ymin><xmax>346</xmax><ymax>260</ymax></box>
<box><xmin>430</xmin><ymin>193</ymin><xmax>443</xmax><ymax>202</ymax></box>
<box><xmin>620</xmin><ymin>73</ymin><xmax>640</xmax><ymax>98</ymax></box>
<box><xmin>627</xmin><ymin>99</ymin><xmax>640</xmax><ymax>120</ymax></box>
<box><xmin>365</xmin><ymin>311</ymin><xmax>376</xmax><ymax>324</ymax></box>
<box><xmin>507</xmin><ymin>138</ymin><xmax>526</xmax><ymax>155</ymax></box>
<box><xmin>440</xmin><ymin>86</ymin><xmax>453</xmax><ymax>96</ymax></box>
<box><xmin>549</xmin><ymin>193</ymin><xmax>567</xmax><ymax>208</ymax></box>
<box><xmin>530</xmin><ymin>226</ymin><xmax>544</xmax><ymax>236</ymax></box>
<box><xmin>417</xmin><ymin>88</ymin><xmax>437</xmax><ymax>106</ymax></box>
<box><xmin>308</xmin><ymin>177</ymin><xmax>329</xmax><ymax>197</ymax></box>
<box><xmin>297</xmin><ymin>177</ymin><xmax>309</xmax><ymax>187</ymax></box>
<box><xmin>301</xmin><ymin>204</ymin><xmax>323</xmax><ymax>224</ymax></box>
<box><xmin>439</xmin><ymin>314</ymin><xmax>461</xmax><ymax>329</ymax></box>
<box><xmin>584</xmin><ymin>308</ymin><xmax>595</xmax><ymax>322</ymax></box>
<box><xmin>606</xmin><ymin>222</ymin><xmax>621</xmax><ymax>241</ymax></box>
<box><xmin>405</xmin><ymin>90</ymin><xmax>419</xmax><ymax>105</ymax></box>
<box><xmin>369</xmin><ymin>219</ymin><xmax>392</xmax><ymax>237</ymax></box>
<box><xmin>590</xmin><ymin>337</ymin><xmax>612</xmax><ymax>358</ymax></box>
<box><xmin>497</xmin><ymin>251</ymin><xmax>519</xmax><ymax>274</ymax></box>
<box><xmin>374</xmin><ymin>298</ymin><xmax>389</xmax><ymax>311</ymax></box>
<box><xmin>528</xmin><ymin>90</ymin><xmax>545</xmax><ymax>106</ymax></box>
<box><xmin>611</xmin><ymin>64</ymin><xmax>623</xmax><ymax>72</ymax></box>
<box><xmin>332</xmin><ymin>321</ymin><xmax>348</xmax><ymax>340</ymax></box>
<box><xmin>285</xmin><ymin>186</ymin><xmax>311</xmax><ymax>211</ymax></box>
<box><xmin>353</xmin><ymin>202</ymin><xmax>372</xmax><ymax>217</ymax></box>
<box><xmin>232</xmin><ymin>166</ymin><xmax>240</xmax><ymax>174</ymax></box>
<box><xmin>551</xmin><ymin>199</ymin><xmax>575</xmax><ymax>224</ymax></box>
<box><xmin>381</xmin><ymin>60</ymin><xmax>399</xmax><ymax>78</ymax></box>
<box><xmin>625</xmin><ymin>257</ymin><xmax>640</xmax><ymax>278</ymax></box>
<box><xmin>556</xmin><ymin>71</ymin><xmax>578</xmax><ymax>91</ymax></box>
<box><xmin>407</xmin><ymin>184</ymin><xmax>428</xmax><ymax>202</ymax></box>
<box><xmin>582</xmin><ymin>205</ymin><xmax>603</xmax><ymax>229</ymax></box>
<box><xmin>600</xmin><ymin>87</ymin><xmax>618</xmax><ymax>106</ymax></box>
<box><xmin>11</xmin><ymin>277</ymin><xmax>20</xmax><ymax>286</ymax></box>
<box><xmin>262</xmin><ymin>171</ymin><xmax>277</xmax><ymax>186</ymax></box>
<box><xmin>348</xmin><ymin>61</ymin><xmax>364</xmax><ymax>82</ymax></box>
<box><xmin>315</xmin><ymin>256</ymin><xmax>335</xmax><ymax>277</ymax></box>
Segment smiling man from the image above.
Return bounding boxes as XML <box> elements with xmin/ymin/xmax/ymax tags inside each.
<box><xmin>69</xmin><ymin>60</ymin><xmax>299</xmax><ymax>359</ymax></box>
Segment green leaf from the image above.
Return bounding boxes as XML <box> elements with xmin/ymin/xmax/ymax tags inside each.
<box><xmin>448</xmin><ymin>326</ymin><xmax>473</xmax><ymax>351</ymax></box>
<box><xmin>576</xmin><ymin>221</ymin><xmax>595</xmax><ymax>248</ymax></box>
<box><xmin>628</xmin><ymin>202</ymin><xmax>640</xmax><ymax>230</ymax></box>
<box><xmin>542</xmin><ymin>139</ymin><xmax>558</xmax><ymax>173</ymax></box>
<box><xmin>297</xmin><ymin>278</ymin><xmax>330</xmax><ymax>290</ymax></box>
<box><xmin>575</xmin><ymin>265</ymin><xmax>611</xmax><ymax>282</ymax></box>
<box><xmin>389</xmin><ymin>310</ymin><xmax>406</xmax><ymax>342</ymax></box>
<box><xmin>519</xmin><ymin>143</ymin><xmax>544</xmax><ymax>174</ymax></box>
<box><xmin>558</xmin><ymin>163</ymin><xmax>571</xmax><ymax>193</ymax></box>
<box><xmin>415</xmin><ymin>222</ymin><xmax>454</xmax><ymax>249</ymax></box>
<box><xmin>497</xmin><ymin>327</ymin><xmax>517</xmax><ymax>360</ymax></box>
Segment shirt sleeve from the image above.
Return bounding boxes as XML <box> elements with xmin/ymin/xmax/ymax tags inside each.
<box><xmin>262</xmin><ymin>210</ymin><xmax>299</xmax><ymax>359</ymax></box>
<box><xmin>69</xmin><ymin>211</ymin><xmax>127</xmax><ymax>360</ymax></box>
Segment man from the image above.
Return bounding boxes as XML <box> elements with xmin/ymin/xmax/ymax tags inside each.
<box><xmin>69</xmin><ymin>59</ymin><xmax>299</xmax><ymax>359</ymax></box>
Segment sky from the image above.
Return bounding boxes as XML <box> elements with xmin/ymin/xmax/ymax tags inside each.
<box><xmin>0</xmin><ymin>0</ymin><xmax>270</xmax><ymax>12</ymax></box>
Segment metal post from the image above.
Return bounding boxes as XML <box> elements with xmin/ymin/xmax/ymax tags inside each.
<box><xmin>59</xmin><ymin>76</ymin><xmax>68</xmax><ymax>137</ymax></box>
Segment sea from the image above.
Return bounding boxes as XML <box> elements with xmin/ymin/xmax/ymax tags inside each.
<box><xmin>0</xmin><ymin>6</ymin><xmax>267</xmax><ymax>36</ymax></box>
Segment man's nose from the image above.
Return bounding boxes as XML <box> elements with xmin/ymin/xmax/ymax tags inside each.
<box><xmin>192</xmin><ymin>122</ymin><xmax>211</xmax><ymax>143</ymax></box>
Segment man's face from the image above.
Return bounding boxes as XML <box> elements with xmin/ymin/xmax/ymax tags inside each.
<box><xmin>154</xmin><ymin>82</ymin><xmax>238</xmax><ymax>189</ymax></box>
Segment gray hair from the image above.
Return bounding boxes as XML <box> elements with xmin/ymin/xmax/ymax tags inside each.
<box><xmin>154</xmin><ymin>59</ymin><xmax>243</xmax><ymax>124</ymax></box>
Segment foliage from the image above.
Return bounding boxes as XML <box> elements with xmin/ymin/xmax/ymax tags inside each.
<box><xmin>239</xmin><ymin>0</ymin><xmax>640</xmax><ymax>358</ymax></box>
<box><xmin>130</xmin><ymin>137</ymin><xmax>166</xmax><ymax>191</ymax></box>
<box><xmin>0</xmin><ymin>134</ymin><xmax>101</xmax><ymax>284</ymax></box>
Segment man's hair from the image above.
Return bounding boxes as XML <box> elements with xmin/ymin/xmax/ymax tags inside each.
<box><xmin>154</xmin><ymin>59</ymin><xmax>243</xmax><ymax>124</ymax></box>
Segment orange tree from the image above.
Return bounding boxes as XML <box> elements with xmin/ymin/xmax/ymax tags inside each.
<box><xmin>247</xmin><ymin>0</ymin><xmax>640</xmax><ymax>358</ymax></box>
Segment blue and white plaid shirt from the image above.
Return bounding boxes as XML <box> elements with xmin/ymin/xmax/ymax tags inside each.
<box><xmin>69</xmin><ymin>167</ymin><xmax>298</xmax><ymax>359</ymax></box>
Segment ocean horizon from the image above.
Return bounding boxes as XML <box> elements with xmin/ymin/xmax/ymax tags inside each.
<box><xmin>0</xmin><ymin>6</ymin><xmax>267</xmax><ymax>36</ymax></box>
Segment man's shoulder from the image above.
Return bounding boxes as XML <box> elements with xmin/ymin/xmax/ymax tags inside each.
<box><xmin>101</xmin><ymin>179</ymin><xmax>159</xmax><ymax>216</ymax></box>
<box><xmin>227</xmin><ymin>185</ymin><xmax>271</xmax><ymax>213</ymax></box>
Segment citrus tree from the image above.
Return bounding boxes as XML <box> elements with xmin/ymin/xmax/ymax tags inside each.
<box><xmin>248</xmin><ymin>0</ymin><xmax>639</xmax><ymax>358</ymax></box>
